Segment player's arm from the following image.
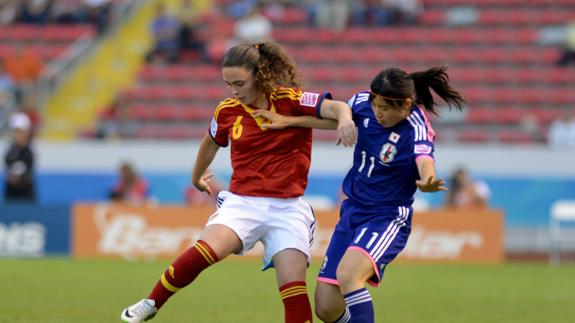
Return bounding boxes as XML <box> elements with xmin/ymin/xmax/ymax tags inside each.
<box><xmin>252</xmin><ymin>99</ymin><xmax>357</xmax><ymax>146</ymax></box>
<box><xmin>192</xmin><ymin>133</ymin><xmax>221</xmax><ymax>195</ymax></box>
<box><xmin>415</xmin><ymin>156</ymin><xmax>447</xmax><ymax>192</ymax></box>
<box><xmin>318</xmin><ymin>99</ymin><xmax>356</xmax><ymax>147</ymax></box>
<box><xmin>253</xmin><ymin>109</ymin><xmax>337</xmax><ymax>129</ymax></box>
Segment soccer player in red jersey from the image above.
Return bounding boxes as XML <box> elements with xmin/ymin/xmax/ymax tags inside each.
<box><xmin>120</xmin><ymin>41</ymin><xmax>357</xmax><ymax>323</ymax></box>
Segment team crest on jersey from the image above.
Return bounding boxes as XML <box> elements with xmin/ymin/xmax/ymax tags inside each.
<box><xmin>210</xmin><ymin>118</ymin><xmax>218</xmax><ymax>137</ymax></box>
<box><xmin>389</xmin><ymin>132</ymin><xmax>400</xmax><ymax>143</ymax></box>
<box><xmin>300</xmin><ymin>92</ymin><xmax>320</xmax><ymax>107</ymax></box>
<box><xmin>363</xmin><ymin>118</ymin><xmax>370</xmax><ymax>128</ymax></box>
<box><xmin>380</xmin><ymin>143</ymin><xmax>397</xmax><ymax>164</ymax></box>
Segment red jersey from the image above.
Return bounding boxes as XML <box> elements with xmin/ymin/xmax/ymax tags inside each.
<box><xmin>209</xmin><ymin>88</ymin><xmax>330</xmax><ymax>198</ymax></box>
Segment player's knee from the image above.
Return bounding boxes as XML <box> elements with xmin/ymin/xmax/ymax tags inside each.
<box><xmin>314</xmin><ymin>302</ymin><xmax>340</xmax><ymax>322</ymax></box>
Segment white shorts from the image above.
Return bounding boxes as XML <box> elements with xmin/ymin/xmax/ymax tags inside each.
<box><xmin>207</xmin><ymin>191</ymin><xmax>315</xmax><ymax>270</ymax></box>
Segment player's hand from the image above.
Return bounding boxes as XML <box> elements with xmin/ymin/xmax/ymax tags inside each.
<box><xmin>336</xmin><ymin>118</ymin><xmax>357</xmax><ymax>147</ymax></box>
<box><xmin>251</xmin><ymin>109</ymin><xmax>290</xmax><ymax>129</ymax></box>
<box><xmin>416</xmin><ymin>176</ymin><xmax>448</xmax><ymax>193</ymax></box>
<box><xmin>193</xmin><ymin>170</ymin><xmax>215</xmax><ymax>196</ymax></box>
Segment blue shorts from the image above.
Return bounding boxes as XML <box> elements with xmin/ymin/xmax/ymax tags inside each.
<box><xmin>317</xmin><ymin>199</ymin><xmax>412</xmax><ymax>287</ymax></box>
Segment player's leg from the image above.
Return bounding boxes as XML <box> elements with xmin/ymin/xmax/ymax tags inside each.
<box><xmin>262</xmin><ymin>197</ymin><xmax>317</xmax><ymax>323</ymax></box>
<box><xmin>315</xmin><ymin>200</ymin><xmax>355</xmax><ymax>322</ymax></box>
<box><xmin>314</xmin><ymin>282</ymin><xmax>348</xmax><ymax>323</ymax></box>
<box><xmin>337</xmin><ymin>205</ymin><xmax>413</xmax><ymax>323</ymax></box>
<box><xmin>146</xmin><ymin>224</ymin><xmax>242</xmax><ymax>308</ymax></box>
<box><xmin>121</xmin><ymin>224</ymin><xmax>241</xmax><ymax>322</ymax></box>
<box><xmin>336</xmin><ymin>249</ymin><xmax>376</xmax><ymax>323</ymax></box>
<box><xmin>274</xmin><ymin>248</ymin><xmax>313</xmax><ymax>323</ymax></box>
<box><xmin>121</xmin><ymin>191</ymin><xmax>250</xmax><ymax>322</ymax></box>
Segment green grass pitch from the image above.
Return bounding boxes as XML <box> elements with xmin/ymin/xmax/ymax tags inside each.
<box><xmin>0</xmin><ymin>258</ymin><xmax>574</xmax><ymax>322</ymax></box>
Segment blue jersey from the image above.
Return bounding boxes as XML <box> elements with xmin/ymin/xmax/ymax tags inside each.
<box><xmin>342</xmin><ymin>91</ymin><xmax>436</xmax><ymax>208</ymax></box>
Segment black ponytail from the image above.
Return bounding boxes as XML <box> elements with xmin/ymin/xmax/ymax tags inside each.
<box><xmin>370</xmin><ymin>66</ymin><xmax>466</xmax><ymax>115</ymax></box>
<box><xmin>409</xmin><ymin>66</ymin><xmax>466</xmax><ymax>115</ymax></box>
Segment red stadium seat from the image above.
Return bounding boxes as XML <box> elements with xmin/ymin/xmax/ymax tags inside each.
<box><xmin>497</xmin><ymin>130</ymin><xmax>535</xmax><ymax>144</ymax></box>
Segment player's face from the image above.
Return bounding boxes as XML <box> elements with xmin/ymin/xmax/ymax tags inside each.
<box><xmin>371</xmin><ymin>94</ymin><xmax>412</xmax><ymax>128</ymax></box>
<box><xmin>222</xmin><ymin>66</ymin><xmax>261</xmax><ymax>106</ymax></box>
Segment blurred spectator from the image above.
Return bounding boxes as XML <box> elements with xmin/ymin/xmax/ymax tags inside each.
<box><xmin>547</xmin><ymin>112</ymin><xmax>575</xmax><ymax>149</ymax></box>
<box><xmin>376</xmin><ymin>0</ymin><xmax>422</xmax><ymax>26</ymax></box>
<box><xmin>96</xmin><ymin>92</ymin><xmax>137</xmax><ymax>140</ymax></box>
<box><xmin>3</xmin><ymin>44</ymin><xmax>42</xmax><ymax>106</ymax></box>
<box><xmin>314</xmin><ymin>0</ymin><xmax>350</xmax><ymax>31</ymax></box>
<box><xmin>393</xmin><ymin>0</ymin><xmax>422</xmax><ymax>25</ymax></box>
<box><xmin>146</xmin><ymin>4</ymin><xmax>181</xmax><ymax>64</ymax></box>
<box><xmin>19</xmin><ymin>91</ymin><xmax>42</xmax><ymax>137</ymax></box>
<box><xmin>0</xmin><ymin>60</ymin><xmax>15</xmax><ymax>117</ymax></box>
<box><xmin>445</xmin><ymin>167</ymin><xmax>491</xmax><ymax>209</ymax></box>
<box><xmin>200</xmin><ymin>5</ymin><xmax>234</xmax><ymax>64</ymax></box>
<box><xmin>556</xmin><ymin>20</ymin><xmax>575</xmax><ymax>67</ymax></box>
<box><xmin>3</xmin><ymin>113</ymin><xmax>36</xmax><ymax>203</ymax></box>
<box><xmin>348</xmin><ymin>0</ymin><xmax>368</xmax><ymax>26</ymax></box>
<box><xmin>109</xmin><ymin>161</ymin><xmax>150</xmax><ymax>205</ymax></box>
<box><xmin>0</xmin><ymin>0</ymin><xmax>18</xmax><ymax>25</ymax></box>
<box><xmin>519</xmin><ymin>113</ymin><xmax>542</xmax><ymax>143</ymax></box>
<box><xmin>52</xmin><ymin>0</ymin><xmax>83</xmax><ymax>24</ymax></box>
<box><xmin>232</xmin><ymin>2</ymin><xmax>273</xmax><ymax>44</ymax></box>
<box><xmin>17</xmin><ymin>0</ymin><xmax>52</xmax><ymax>25</ymax></box>
<box><xmin>185</xmin><ymin>171</ymin><xmax>223</xmax><ymax>206</ymax></box>
<box><xmin>81</xmin><ymin>0</ymin><xmax>112</xmax><ymax>34</ymax></box>
<box><xmin>226</xmin><ymin>0</ymin><xmax>257</xmax><ymax>19</ymax></box>
<box><xmin>177</xmin><ymin>0</ymin><xmax>207</xmax><ymax>62</ymax></box>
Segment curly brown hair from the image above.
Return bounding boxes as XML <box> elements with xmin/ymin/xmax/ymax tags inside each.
<box><xmin>222</xmin><ymin>42</ymin><xmax>302</xmax><ymax>94</ymax></box>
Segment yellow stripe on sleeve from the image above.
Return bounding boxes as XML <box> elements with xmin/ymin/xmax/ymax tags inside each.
<box><xmin>214</xmin><ymin>99</ymin><xmax>239</xmax><ymax>120</ymax></box>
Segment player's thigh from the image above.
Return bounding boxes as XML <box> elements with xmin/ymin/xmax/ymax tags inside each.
<box><xmin>337</xmin><ymin>248</ymin><xmax>375</xmax><ymax>287</ymax></box>
<box><xmin>199</xmin><ymin>224</ymin><xmax>243</xmax><ymax>259</ymax></box>
<box><xmin>262</xmin><ymin>198</ymin><xmax>315</xmax><ymax>272</ymax></box>
<box><xmin>273</xmin><ymin>248</ymin><xmax>308</xmax><ymax>286</ymax></box>
<box><xmin>318</xmin><ymin>220</ymin><xmax>354</xmax><ymax>283</ymax></box>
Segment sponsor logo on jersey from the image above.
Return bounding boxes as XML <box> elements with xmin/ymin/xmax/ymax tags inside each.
<box><xmin>363</xmin><ymin>118</ymin><xmax>370</xmax><ymax>128</ymax></box>
<box><xmin>210</xmin><ymin>118</ymin><xmax>218</xmax><ymax>137</ymax></box>
<box><xmin>300</xmin><ymin>92</ymin><xmax>320</xmax><ymax>107</ymax></box>
<box><xmin>380</xmin><ymin>143</ymin><xmax>397</xmax><ymax>163</ymax></box>
<box><xmin>414</xmin><ymin>144</ymin><xmax>432</xmax><ymax>155</ymax></box>
<box><xmin>389</xmin><ymin>132</ymin><xmax>400</xmax><ymax>143</ymax></box>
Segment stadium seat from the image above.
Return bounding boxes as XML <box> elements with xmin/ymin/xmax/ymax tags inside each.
<box><xmin>497</xmin><ymin>130</ymin><xmax>535</xmax><ymax>144</ymax></box>
<box><xmin>91</xmin><ymin>0</ymin><xmax>575</xmax><ymax>143</ymax></box>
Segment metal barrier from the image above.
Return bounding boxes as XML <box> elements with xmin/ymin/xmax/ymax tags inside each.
<box><xmin>549</xmin><ymin>200</ymin><xmax>575</xmax><ymax>265</ymax></box>
<box><xmin>37</xmin><ymin>0</ymin><xmax>141</xmax><ymax>109</ymax></box>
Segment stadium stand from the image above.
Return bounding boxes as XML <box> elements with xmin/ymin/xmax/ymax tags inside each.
<box><xmin>0</xmin><ymin>25</ymin><xmax>95</xmax><ymax>60</ymax></box>
<box><xmin>86</xmin><ymin>0</ymin><xmax>575</xmax><ymax>143</ymax></box>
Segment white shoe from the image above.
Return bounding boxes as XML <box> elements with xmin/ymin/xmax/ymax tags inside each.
<box><xmin>121</xmin><ymin>299</ymin><xmax>157</xmax><ymax>322</ymax></box>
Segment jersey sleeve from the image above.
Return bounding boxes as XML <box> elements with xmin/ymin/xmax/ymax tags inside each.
<box><xmin>209</xmin><ymin>101</ymin><xmax>233</xmax><ymax>147</ymax></box>
<box><xmin>348</xmin><ymin>91</ymin><xmax>370</xmax><ymax>125</ymax></box>
<box><xmin>293</xmin><ymin>90</ymin><xmax>332</xmax><ymax>118</ymax></box>
<box><xmin>408</xmin><ymin>109</ymin><xmax>435</xmax><ymax>161</ymax></box>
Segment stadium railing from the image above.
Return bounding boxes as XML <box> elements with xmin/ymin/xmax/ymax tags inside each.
<box><xmin>549</xmin><ymin>200</ymin><xmax>575</xmax><ymax>265</ymax></box>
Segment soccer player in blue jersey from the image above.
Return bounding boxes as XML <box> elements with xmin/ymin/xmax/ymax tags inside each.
<box><xmin>253</xmin><ymin>65</ymin><xmax>466</xmax><ymax>323</ymax></box>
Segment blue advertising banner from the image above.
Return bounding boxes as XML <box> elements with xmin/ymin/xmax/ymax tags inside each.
<box><xmin>0</xmin><ymin>205</ymin><xmax>70</xmax><ymax>257</ymax></box>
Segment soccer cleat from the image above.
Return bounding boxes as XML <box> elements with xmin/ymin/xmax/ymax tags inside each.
<box><xmin>121</xmin><ymin>299</ymin><xmax>157</xmax><ymax>322</ymax></box>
